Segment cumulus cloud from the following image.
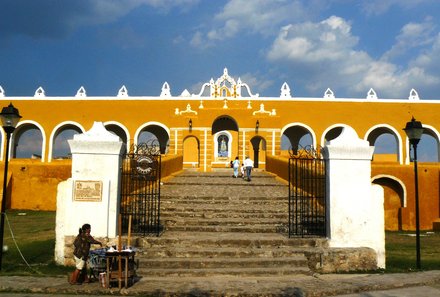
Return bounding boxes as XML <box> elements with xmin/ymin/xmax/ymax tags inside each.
<box><xmin>266</xmin><ymin>16</ymin><xmax>440</xmax><ymax>98</ymax></box>
<box><xmin>190</xmin><ymin>0</ymin><xmax>311</xmax><ymax>48</ymax></box>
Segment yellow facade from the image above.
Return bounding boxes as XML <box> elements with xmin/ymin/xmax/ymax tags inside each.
<box><xmin>1</xmin><ymin>69</ymin><xmax>439</xmax><ymax>230</ymax></box>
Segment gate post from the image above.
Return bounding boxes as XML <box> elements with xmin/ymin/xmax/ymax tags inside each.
<box><xmin>55</xmin><ymin>122</ymin><xmax>124</xmax><ymax>265</ymax></box>
<box><xmin>322</xmin><ymin>127</ymin><xmax>385</xmax><ymax>268</ymax></box>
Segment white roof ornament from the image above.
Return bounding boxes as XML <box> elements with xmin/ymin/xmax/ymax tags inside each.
<box><xmin>160</xmin><ymin>82</ymin><xmax>171</xmax><ymax>97</ymax></box>
<box><xmin>75</xmin><ymin>86</ymin><xmax>87</xmax><ymax>98</ymax></box>
<box><xmin>0</xmin><ymin>86</ymin><xmax>4</xmax><ymax>97</ymax></box>
<box><xmin>180</xmin><ymin>89</ymin><xmax>191</xmax><ymax>97</ymax></box>
<box><xmin>324</xmin><ymin>88</ymin><xmax>335</xmax><ymax>99</ymax></box>
<box><xmin>34</xmin><ymin>87</ymin><xmax>45</xmax><ymax>98</ymax></box>
<box><xmin>117</xmin><ymin>85</ymin><xmax>128</xmax><ymax>97</ymax></box>
<box><xmin>280</xmin><ymin>82</ymin><xmax>291</xmax><ymax>98</ymax></box>
<box><xmin>195</xmin><ymin>68</ymin><xmax>258</xmax><ymax>99</ymax></box>
<box><xmin>367</xmin><ymin>88</ymin><xmax>377</xmax><ymax>100</ymax></box>
<box><xmin>409</xmin><ymin>88</ymin><xmax>420</xmax><ymax>101</ymax></box>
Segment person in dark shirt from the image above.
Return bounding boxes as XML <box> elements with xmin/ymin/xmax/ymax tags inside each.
<box><xmin>70</xmin><ymin>223</ymin><xmax>102</xmax><ymax>285</ymax></box>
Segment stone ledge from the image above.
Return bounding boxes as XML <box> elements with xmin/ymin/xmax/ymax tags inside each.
<box><xmin>305</xmin><ymin>247</ymin><xmax>378</xmax><ymax>273</ymax></box>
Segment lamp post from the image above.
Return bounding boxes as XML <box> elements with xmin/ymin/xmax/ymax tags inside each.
<box><xmin>0</xmin><ymin>103</ymin><xmax>21</xmax><ymax>270</ymax></box>
<box><xmin>403</xmin><ymin>117</ymin><xmax>424</xmax><ymax>270</ymax></box>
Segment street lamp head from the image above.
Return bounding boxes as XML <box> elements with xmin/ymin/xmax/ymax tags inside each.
<box><xmin>0</xmin><ymin>103</ymin><xmax>21</xmax><ymax>134</ymax></box>
<box><xmin>404</xmin><ymin>117</ymin><xmax>424</xmax><ymax>146</ymax></box>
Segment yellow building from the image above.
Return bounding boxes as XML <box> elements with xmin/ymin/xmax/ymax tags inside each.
<box><xmin>0</xmin><ymin>68</ymin><xmax>439</xmax><ymax>231</ymax></box>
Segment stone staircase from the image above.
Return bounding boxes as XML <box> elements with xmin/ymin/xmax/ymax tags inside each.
<box><xmin>135</xmin><ymin>169</ymin><xmax>328</xmax><ymax>278</ymax></box>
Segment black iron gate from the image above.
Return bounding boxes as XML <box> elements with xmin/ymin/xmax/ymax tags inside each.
<box><xmin>120</xmin><ymin>141</ymin><xmax>162</xmax><ymax>236</ymax></box>
<box><xmin>288</xmin><ymin>145</ymin><xmax>327</xmax><ymax>237</ymax></box>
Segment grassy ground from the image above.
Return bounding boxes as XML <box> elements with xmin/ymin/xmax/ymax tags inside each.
<box><xmin>0</xmin><ymin>210</ymin><xmax>439</xmax><ymax>275</ymax></box>
<box><xmin>1</xmin><ymin>209</ymin><xmax>70</xmax><ymax>276</ymax></box>
<box><xmin>385</xmin><ymin>230</ymin><xmax>440</xmax><ymax>272</ymax></box>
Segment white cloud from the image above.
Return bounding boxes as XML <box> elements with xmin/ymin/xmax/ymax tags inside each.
<box><xmin>266</xmin><ymin>16</ymin><xmax>440</xmax><ymax>98</ymax></box>
<box><xmin>383</xmin><ymin>17</ymin><xmax>436</xmax><ymax>60</ymax></box>
<box><xmin>361</xmin><ymin>0</ymin><xmax>434</xmax><ymax>16</ymax></box>
<box><xmin>190</xmin><ymin>0</ymin><xmax>311</xmax><ymax>47</ymax></box>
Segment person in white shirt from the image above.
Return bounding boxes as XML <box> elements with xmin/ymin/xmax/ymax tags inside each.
<box><xmin>243</xmin><ymin>156</ymin><xmax>254</xmax><ymax>181</ymax></box>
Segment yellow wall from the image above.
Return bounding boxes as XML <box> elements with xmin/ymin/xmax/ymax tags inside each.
<box><xmin>1</xmin><ymin>155</ymin><xmax>183</xmax><ymax>211</ymax></box>
<box><xmin>266</xmin><ymin>155</ymin><xmax>440</xmax><ymax>231</ymax></box>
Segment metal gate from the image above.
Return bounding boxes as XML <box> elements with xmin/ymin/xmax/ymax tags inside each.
<box><xmin>288</xmin><ymin>145</ymin><xmax>327</xmax><ymax>237</ymax></box>
<box><xmin>120</xmin><ymin>141</ymin><xmax>162</xmax><ymax>236</ymax></box>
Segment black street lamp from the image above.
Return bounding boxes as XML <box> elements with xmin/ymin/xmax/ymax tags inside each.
<box><xmin>0</xmin><ymin>103</ymin><xmax>21</xmax><ymax>270</ymax></box>
<box><xmin>403</xmin><ymin>117</ymin><xmax>424</xmax><ymax>270</ymax></box>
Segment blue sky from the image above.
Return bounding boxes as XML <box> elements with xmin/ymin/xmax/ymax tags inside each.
<box><xmin>1</xmin><ymin>0</ymin><xmax>440</xmax><ymax>99</ymax></box>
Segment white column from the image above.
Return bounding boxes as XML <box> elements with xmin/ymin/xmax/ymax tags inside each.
<box><xmin>322</xmin><ymin>126</ymin><xmax>385</xmax><ymax>268</ymax></box>
<box><xmin>55</xmin><ymin>122</ymin><xmax>123</xmax><ymax>264</ymax></box>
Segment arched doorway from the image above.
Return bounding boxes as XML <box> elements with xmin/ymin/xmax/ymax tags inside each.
<box><xmin>372</xmin><ymin>176</ymin><xmax>406</xmax><ymax>230</ymax></box>
<box><xmin>211</xmin><ymin>115</ymin><xmax>239</xmax><ymax>168</ymax></box>
<box><xmin>250</xmin><ymin>136</ymin><xmax>266</xmax><ymax>168</ymax></box>
<box><xmin>183</xmin><ymin>136</ymin><xmax>200</xmax><ymax>168</ymax></box>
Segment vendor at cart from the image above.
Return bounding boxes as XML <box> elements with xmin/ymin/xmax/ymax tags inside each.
<box><xmin>70</xmin><ymin>223</ymin><xmax>102</xmax><ymax>285</ymax></box>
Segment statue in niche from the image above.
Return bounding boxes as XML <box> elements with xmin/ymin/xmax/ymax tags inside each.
<box><xmin>218</xmin><ymin>135</ymin><xmax>228</xmax><ymax>157</ymax></box>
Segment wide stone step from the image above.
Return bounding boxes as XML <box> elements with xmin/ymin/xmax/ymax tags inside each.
<box><xmin>138</xmin><ymin>232</ymin><xmax>327</xmax><ymax>249</ymax></box>
<box><xmin>161</xmin><ymin>186</ymin><xmax>288</xmax><ymax>198</ymax></box>
<box><xmin>138</xmin><ymin>256</ymin><xmax>307</xmax><ymax>269</ymax></box>
<box><xmin>165</xmin><ymin>225</ymin><xmax>283</xmax><ymax>233</ymax></box>
<box><xmin>140</xmin><ymin>246</ymin><xmax>311</xmax><ymax>258</ymax></box>
<box><xmin>161</xmin><ymin>211</ymin><xmax>288</xmax><ymax>219</ymax></box>
<box><xmin>164</xmin><ymin>217</ymin><xmax>285</xmax><ymax>226</ymax></box>
<box><xmin>136</xmin><ymin>266</ymin><xmax>311</xmax><ymax>277</ymax></box>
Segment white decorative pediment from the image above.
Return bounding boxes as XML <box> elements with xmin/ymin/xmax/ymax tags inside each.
<box><xmin>73</xmin><ymin>121</ymin><xmax>120</xmax><ymax>142</ymax></box>
<box><xmin>75</xmin><ymin>86</ymin><xmax>87</xmax><ymax>98</ymax></box>
<box><xmin>280</xmin><ymin>82</ymin><xmax>291</xmax><ymax>98</ymax></box>
<box><xmin>34</xmin><ymin>87</ymin><xmax>45</xmax><ymax>98</ymax></box>
<box><xmin>409</xmin><ymin>88</ymin><xmax>420</xmax><ymax>101</ymax></box>
<box><xmin>195</xmin><ymin>68</ymin><xmax>258</xmax><ymax>98</ymax></box>
<box><xmin>179</xmin><ymin>104</ymin><xmax>197</xmax><ymax>115</ymax></box>
<box><xmin>160</xmin><ymin>82</ymin><xmax>171</xmax><ymax>97</ymax></box>
<box><xmin>366</xmin><ymin>88</ymin><xmax>377</xmax><ymax>100</ymax></box>
<box><xmin>253</xmin><ymin>103</ymin><xmax>275</xmax><ymax>116</ymax></box>
<box><xmin>324</xmin><ymin>88</ymin><xmax>335</xmax><ymax>99</ymax></box>
<box><xmin>117</xmin><ymin>85</ymin><xmax>128</xmax><ymax>97</ymax></box>
<box><xmin>0</xmin><ymin>86</ymin><xmax>4</xmax><ymax>97</ymax></box>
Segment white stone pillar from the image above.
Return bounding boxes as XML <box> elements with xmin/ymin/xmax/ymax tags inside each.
<box><xmin>55</xmin><ymin>122</ymin><xmax>123</xmax><ymax>264</ymax></box>
<box><xmin>322</xmin><ymin>127</ymin><xmax>385</xmax><ymax>268</ymax></box>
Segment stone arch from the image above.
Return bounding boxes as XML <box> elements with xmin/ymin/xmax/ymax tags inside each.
<box><xmin>321</xmin><ymin>124</ymin><xmax>350</xmax><ymax>145</ymax></box>
<box><xmin>49</xmin><ymin>121</ymin><xmax>85</xmax><ymax>162</ymax></box>
<box><xmin>212</xmin><ymin>115</ymin><xmax>238</xmax><ymax>134</ymax></box>
<box><xmin>372</xmin><ymin>174</ymin><xmax>407</xmax><ymax>230</ymax></box>
<box><xmin>280</xmin><ymin>123</ymin><xmax>317</xmax><ymax>154</ymax></box>
<box><xmin>13</xmin><ymin>120</ymin><xmax>46</xmax><ymax>161</ymax></box>
<box><xmin>183</xmin><ymin>135</ymin><xmax>200</xmax><ymax>168</ymax></box>
<box><xmin>211</xmin><ymin>115</ymin><xmax>239</xmax><ymax>165</ymax></box>
<box><xmin>364</xmin><ymin>124</ymin><xmax>403</xmax><ymax>164</ymax></box>
<box><xmin>250</xmin><ymin>136</ymin><xmax>266</xmax><ymax>168</ymax></box>
<box><xmin>412</xmin><ymin>124</ymin><xmax>440</xmax><ymax>163</ymax></box>
<box><xmin>134</xmin><ymin>122</ymin><xmax>170</xmax><ymax>154</ymax></box>
<box><xmin>104</xmin><ymin>121</ymin><xmax>130</xmax><ymax>153</ymax></box>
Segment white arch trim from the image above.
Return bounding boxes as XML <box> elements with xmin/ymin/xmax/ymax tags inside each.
<box><xmin>280</xmin><ymin>122</ymin><xmax>318</xmax><ymax>148</ymax></box>
<box><xmin>320</xmin><ymin>123</ymin><xmax>351</xmax><ymax>147</ymax></box>
<box><xmin>15</xmin><ymin>120</ymin><xmax>47</xmax><ymax>162</ymax></box>
<box><xmin>134</xmin><ymin>121</ymin><xmax>171</xmax><ymax>145</ymax></box>
<box><xmin>403</xmin><ymin>123</ymin><xmax>440</xmax><ymax>165</ymax></box>
<box><xmin>371</xmin><ymin>174</ymin><xmax>407</xmax><ymax>207</ymax></box>
<box><xmin>48</xmin><ymin>121</ymin><xmax>86</xmax><ymax>162</ymax></box>
<box><xmin>213</xmin><ymin>130</ymin><xmax>233</xmax><ymax>161</ymax></box>
<box><xmin>364</xmin><ymin>124</ymin><xmax>404</xmax><ymax>165</ymax></box>
<box><xmin>104</xmin><ymin>121</ymin><xmax>131</xmax><ymax>151</ymax></box>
